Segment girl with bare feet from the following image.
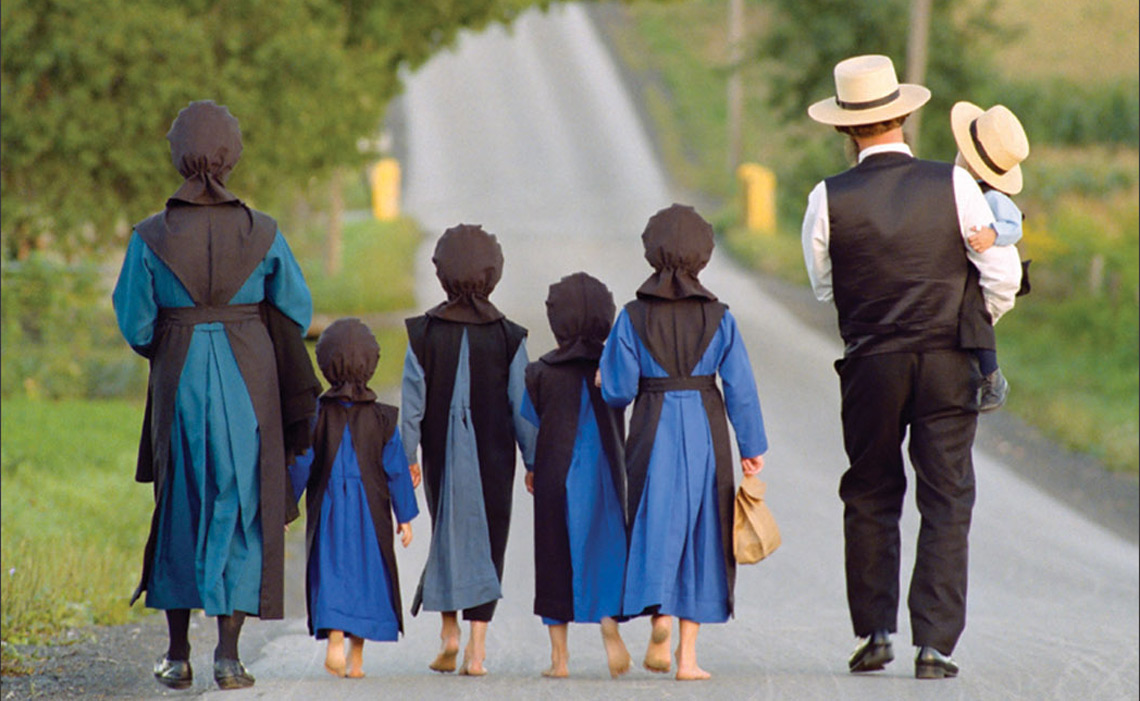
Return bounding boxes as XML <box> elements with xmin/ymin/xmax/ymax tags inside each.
<box><xmin>288</xmin><ymin>319</ymin><xmax>418</xmax><ymax>679</ymax></box>
<box><xmin>401</xmin><ymin>226</ymin><xmax>538</xmax><ymax>677</ymax></box>
<box><xmin>521</xmin><ymin>273</ymin><xmax>632</xmax><ymax>679</ymax></box>
<box><xmin>599</xmin><ymin>205</ymin><xmax>768</xmax><ymax>681</ymax></box>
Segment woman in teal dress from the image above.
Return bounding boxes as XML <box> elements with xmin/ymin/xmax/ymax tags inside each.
<box><xmin>113</xmin><ymin>101</ymin><xmax>313</xmax><ymax>691</ymax></box>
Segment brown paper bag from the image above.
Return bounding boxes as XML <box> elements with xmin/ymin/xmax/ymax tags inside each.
<box><xmin>733</xmin><ymin>476</ymin><xmax>781</xmax><ymax>564</ymax></box>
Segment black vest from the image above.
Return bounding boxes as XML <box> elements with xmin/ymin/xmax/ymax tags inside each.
<box><xmin>826</xmin><ymin>152</ymin><xmax>968</xmax><ymax>357</ymax></box>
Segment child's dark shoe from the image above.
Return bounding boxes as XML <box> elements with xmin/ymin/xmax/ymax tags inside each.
<box><xmin>978</xmin><ymin>368</ymin><xmax>1009</xmax><ymax>412</ymax></box>
<box><xmin>213</xmin><ymin>658</ymin><xmax>255</xmax><ymax>690</ymax></box>
<box><xmin>154</xmin><ymin>655</ymin><xmax>193</xmax><ymax>689</ymax></box>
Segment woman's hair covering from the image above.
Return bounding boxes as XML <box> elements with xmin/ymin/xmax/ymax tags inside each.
<box><xmin>166</xmin><ymin>100</ymin><xmax>244</xmax><ymax>206</ymax></box>
<box><xmin>315</xmin><ymin>318</ymin><xmax>380</xmax><ymax>403</ymax></box>
<box><xmin>426</xmin><ymin>223</ymin><xmax>506</xmax><ymax>324</ymax></box>
<box><xmin>542</xmin><ymin>272</ymin><xmax>616</xmax><ymax>364</ymax></box>
<box><xmin>636</xmin><ymin>203</ymin><xmax>718</xmax><ymax>301</ymax></box>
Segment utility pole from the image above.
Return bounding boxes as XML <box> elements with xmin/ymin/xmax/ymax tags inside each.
<box><xmin>904</xmin><ymin>0</ymin><xmax>932</xmax><ymax>151</ymax></box>
<box><xmin>727</xmin><ymin>0</ymin><xmax>745</xmax><ymax>171</ymax></box>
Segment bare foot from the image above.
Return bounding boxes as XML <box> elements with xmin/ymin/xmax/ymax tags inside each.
<box><xmin>541</xmin><ymin>663</ymin><xmax>569</xmax><ymax>678</ymax></box>
<box><xmin>347</xmin><ymin>635</ymin><xmax>365</xmax><ymax>678</ymax></box>
<box><xmin>429</xmin><ymin>635</ymin><xmax>460</xmax><ymax>673</ymax></box>
<box><xmin>601</xmin><ymin>618</ymin><xmax>632</xmax><ymax>678</ymax></box>
<box><xmin>324</xmin><ymin>631</ymin><xmax>346</xmax><ymax>677</ymax></box>
<box><xmin>458</xmin><ymin>654</ymin><xmax>487</xmax><ymax>677</ymax></box>
<box><xmin>674</xmin><ymin>644</ymin><xmax>711</xmax><ymax>681</ymax></box>
<box><xmin>643</xmin><ymin>617</ymin><xmax>672</xmax><ymax>673</ymax></box>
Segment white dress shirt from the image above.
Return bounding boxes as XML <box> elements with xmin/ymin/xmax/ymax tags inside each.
<box><xmin>801</xmin><ymin>143</ymin><xmax>1022</xmax><ymax>323</ymax></box>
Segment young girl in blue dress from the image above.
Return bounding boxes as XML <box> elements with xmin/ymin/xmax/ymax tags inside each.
<box><xmin>522</xmin><ymin>272</ymin><xmax>632</xmax><ymax>679</ymax></box>
<box><xmin>289</xmin><ymin>318</ymin><xmax>418</xmax><ymax>679</ymax></box>
<box><xmin>599</xmin><ymin>204</ymin><xmax>768</xmax><ymax>681</ymax></box>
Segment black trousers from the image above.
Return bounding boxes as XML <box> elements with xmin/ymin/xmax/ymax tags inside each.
<box><xmin>836</xmin><ymin>350</ymin><xmax>978</xmax><ymax>655</ymax></box>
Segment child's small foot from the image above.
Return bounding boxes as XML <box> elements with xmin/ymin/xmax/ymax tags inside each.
<box><xmin>347</xmin><ymin>635</ymin><xmax>365</xmax><ymax>678</ymax></box>
<box><xmin>674</xmin><ymin>645</ymin><xmax>710</xmax><ymax>681</ymax></box>
<box><xmin>458</xmin><ymin>655</ymin><xmax>487</xmax><ymax>677</ymax></box>
<box><xmin>324</xmin><ymin>631</ymin><xmax>346</xmax><ymax>677</ymax></box>
<box><xmin>601</xmin><ymin>618</ymin><xmax>632</xmax><ymax>678</ymax></box>
<box><xmin>429</xmin><ymin>635</ymin><xmax>460</xmax><ymax>673</ymax></box>
<box><xmin>643</xmin><ymin>617</ymin><xmax>672</xmax><ymax>673</ymax></box>
<box><xmin>541</xmin><ymin>663</ymin><xmax>568</xmax><ymax>678</ymax></box>
<box><xmin>978</xmin><ymin>368</ymin><xmax>1009</xmax><ymax>412</ymax></box>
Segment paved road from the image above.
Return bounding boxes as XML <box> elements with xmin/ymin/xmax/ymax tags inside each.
<box><xmin>203</xmin><ymin>5</ymin><xmax>1139</xmax><ymax>700</ymax></box>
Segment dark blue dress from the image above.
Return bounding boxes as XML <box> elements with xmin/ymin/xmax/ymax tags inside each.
<box><xmin>290</xmin><ymin>423</ymin><xmax>418</xmax><ymax>641</ymax></box>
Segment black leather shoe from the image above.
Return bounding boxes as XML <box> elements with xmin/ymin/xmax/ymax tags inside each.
<box><xmin>978</xmin><ymin>368</ymin><xmax>1009</xmax><ymax>412</ymax></box>
<box><xmin>213</xmin><ymin>658</ymin><xmax>255</xmax><ymax>690</ymax></box>
<box><xmin>915</xmin><ymin>646</ymin><xmax>959</xmax><ymax>679</ymax></box>
<box><xmin>848</xmin><ymin>629</ymin><xmax>893</xmax><ymax>672</ymax></box>
<box><xmin>154</xmin><ymin>655</ymin><xmax>193</xmax><ymax>689</ymax></box>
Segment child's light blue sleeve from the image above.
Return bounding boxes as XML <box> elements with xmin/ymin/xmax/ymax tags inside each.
<box><xmin>509</xmin><ymin>340</ymin><xmax>538</xmax><ymax>470</ymax></box>
<box><xmin>599</xmin><ymin>309</ymin><xmax>641</xmax><ymax>408</ymax></box>
<box><xmin>985</xmin><ymin>190</ymin><xmax>1023</xmax><ymax>247</ymax></box>
<box><xmin>400</xmin><ymin>346</ymin><xmax>426</xmax><ymax>466</ymax></box>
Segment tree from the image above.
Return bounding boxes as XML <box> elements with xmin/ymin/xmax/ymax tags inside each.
<box><xmin>755</xmin><ymin>0</ymin><xmax>1003</xmax><ymax>171</ymax></box>
<box><xmin>1</xmin><ymin>0</ymin><xmax>547</xmax><ymax>260</ymax></box>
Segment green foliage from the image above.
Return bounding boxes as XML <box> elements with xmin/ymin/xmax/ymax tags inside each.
<box><xmin>1</xmin><ymin>256</ymin><xmax>147</xmax><ymax>400</ymax></box>
<box><xmin>1</xmin><ymin>0</ymin><xmax>548</xmax><ymax>260</ymax></box>
<box><xmin>1</xmin><ymin>398</ymin><xmax>152</xmax><ymax>651</ymax></box>
<box><xmin>294</xmin><ymin>216</ymin><xmax>422</xmax><ymax>316</ymax></box>
<box><xmin>977</xmin><ymin>77</ymin><xmax>1139</xmax><ymax>149</ymax></box>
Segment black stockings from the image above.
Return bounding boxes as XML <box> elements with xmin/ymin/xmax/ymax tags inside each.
<box><xmin>215</xmin><ymin>612</ymin><xmax>247</xmax><ymax>661</ymax></box>
<box><xmin>165</xmin><ymin>609</ymin><xmax>191</xmax><ymax>661</ymax></box>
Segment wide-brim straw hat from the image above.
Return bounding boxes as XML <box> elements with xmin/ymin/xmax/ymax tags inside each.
<box><xmin>808</xmin><ymin>54</ymin><xmax>931</xmax><ymax>126</ymax></box>
<box><xmin>951</xmin><ymin>101</ymin><xmax>1029</xmax><ymax>195</ymax></box>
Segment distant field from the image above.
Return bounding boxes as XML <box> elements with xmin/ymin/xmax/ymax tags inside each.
<box><xmin>989</xmin><ymin>0</ymin><xmax>1138</xmax><ymax>82</ymax></box>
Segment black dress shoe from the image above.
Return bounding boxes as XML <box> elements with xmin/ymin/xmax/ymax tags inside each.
<box><xmin>915</xmin><ymin>646</ymin><xmax>959</xmax><ymax>679</ymax></box>
<box><xmin>848</xmin><ymin>629</ymin><xmax>893</xmax><ymax>672</ymax></box>
<box><xmin>154</xmin><ymin>655</ymin><xmax>193</xmax><ymax>689</ymax></box>
<box><xmin>213</xmin><ymin>658</ymin><xmax>255</xmax><ymax>690</ymax></box>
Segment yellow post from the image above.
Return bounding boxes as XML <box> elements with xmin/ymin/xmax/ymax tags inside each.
<box><xmin>371</xmin><ymin>158</ymin><xmax>401</xmax><ymax>221</ymax></box>
<box><xmin>736</xmin><ymin>163</ymin><xmax>776</xmax><ymax>234</ymax></box>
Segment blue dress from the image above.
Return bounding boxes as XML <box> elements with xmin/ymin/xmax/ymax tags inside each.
<box><xmin>113</xmin><ymin>231</ymin><xmax>312</xmax><ymax>615</ymax></box>
<box><xmin>522</xmin><ymin>380</ymin><xmax>627</xmax><ymax>625</ymax></box>
<box><xmin>600</xmin><ymin>308</ymin><xmax>766</xmax><ymax>623</ymax></box>
<box><xmin>290</xmin><ymin>423</ymin><xmax>418</xmax><ymax>641</ymax></box>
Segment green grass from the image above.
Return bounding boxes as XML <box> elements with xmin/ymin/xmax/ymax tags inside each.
<box><xmin>1</xmin><ymin>398</ymin><xmax>152</xmax><ymax>658</ymax></box>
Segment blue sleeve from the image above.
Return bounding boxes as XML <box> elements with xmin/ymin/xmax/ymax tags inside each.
<box><xmin>599</xmin><ymin>309</ymin><xmax>641</xmax><ymax>408</ymax></box>
<box><xmin>112</xmin><ymin>233</ymin><xmax>158</xmax><ymax>355</ymax></box>
<box><xmin>383</xmin><ymin>428</ymin><xmax>419</xmax><ymax>524</ymax></box>
<box><xmin>985</xmin><ymin>191</ymin><xmax>1023</xmax><ymax>247</ymax></box>
<box><xmin>521</xmin><ymin>389</ymin><xmax>540</xmax><ymax>428</ymax></box>
<box><xmin>264</xmin><ymin>231</ymin><xmax>313</xmax><ymax>332</ymax></box>
<box><xmin>509</xmin><ymin>340</ymin><xmax>538</xmax><ymax>469</ymax></box>
<box><xmin>717</xmin><ymin>311</ymin><xmax>768</xmax><ymax>458</ymax></box>
<box><xmin>287</xmin><ymin>447</ymin><xmax>315</xmax><ymax>504</ymax></box>
<box><xmin>400</xmin><ymin>345</ymin><xmax>426</xmax><ymax>466</ymax></box>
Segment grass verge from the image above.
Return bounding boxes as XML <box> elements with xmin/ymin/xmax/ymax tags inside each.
<box><xmin>1</xmin><ymin>398</ymin><xmax>151</xmax><ymax>671</ymax></box>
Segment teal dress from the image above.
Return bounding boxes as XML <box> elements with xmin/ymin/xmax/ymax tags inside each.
<box><xmin>113</xmin><ymin>230</ymin><xmax>311</xmax><ymax>615</ymax></box>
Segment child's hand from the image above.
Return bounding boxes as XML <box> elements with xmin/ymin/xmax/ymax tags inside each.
<box><xmin>409</xmin><ymin>463</ymin><xmax>422</xmax><ymax>489</ymax></box>
<box><xmin>594</xmin><ymin>369</ymin><xmax>602</xmax><ymax>389</ymax></box>
<box><xmin>398</xmin><ymin>522</ymin><xmax>413</xmax><ymax>548</ymax></box>
<box><xmin>741</xmin><ymin>455</ymin><xmax>764</xmax><ymax>477</ymax></box>
<box><xmin>525</xmin><ymin>471</ymin><xmax>535</xmax><ymax>494</ymax></box>
<box><xmin>968</xmin><ymin>225</ymin><xmax>997</xmax><ymax>253</ymax></box>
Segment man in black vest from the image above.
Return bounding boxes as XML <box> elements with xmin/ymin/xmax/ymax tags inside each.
<box><xmin>801</xmin><ymin>55</ymin><xmax>1021</xmax><ymax>679</ymax></box>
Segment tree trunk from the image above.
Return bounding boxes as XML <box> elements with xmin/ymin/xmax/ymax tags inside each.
<box><xmin>325</xmin><ymin>168</ymin><xmax>344</xmax><ymax>276</ymax></box>
<box><xmin>904</xmin><ymin>0</ymin><xmax>932</xmax><ymax>151</ymax></box>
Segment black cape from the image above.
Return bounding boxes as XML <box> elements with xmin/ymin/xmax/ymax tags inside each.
<box><xmin>525</xmin><ymin>358</ymin><xmax>626</xmax><ymax>622</ymax></box>
<box><xmin>303</xmin><ymin>400</ymin><xmax>404</xmax><ymax>635</ymax></box>
<box><xmin>622</xmin><ymin>298</ymin><xmax>738</xmax><ymax>616</ymax></box>
<box><xmin>405</xmin><ymin>314</ymin><xmax>528</xmax><ymax>621</ymax></box>
<box><xmin>129</xmin><ymin>203</ymin><xmax>318</xmax><ymax>620</ymax></box>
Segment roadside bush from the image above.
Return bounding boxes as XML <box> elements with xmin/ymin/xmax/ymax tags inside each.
<box><xmin>1</xmin><ymin>256</ymin><xmax>147</xmax><ymax>400</ymax></box>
